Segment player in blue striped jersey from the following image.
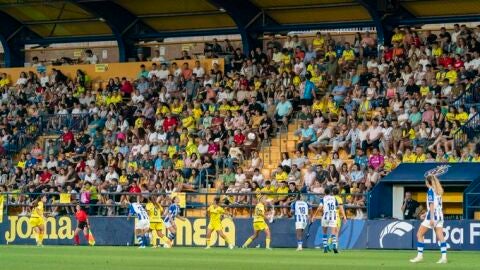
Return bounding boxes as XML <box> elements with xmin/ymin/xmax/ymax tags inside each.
<box><xmin>290</xmin><ymin>195</ymin><xmax>311</xmax><ymax>251</ymax></box>
<box><xmin>411</xmin><ymin>175</ymin><xmax>447</xmax><ymax>264</ymax></box>
<box><xmin>164</xmin><ymin>196</ymin><xmax>186</xmax><ymax>245</ymax></box>
<box><xmin>127</xmin><ymin>201</ymin><xmax>150</xmax><ymax>248</ymax></box>
<box><xmin>312</xmin><ymin>188</ymin><xmax>346</xmax><ymax>254</ymax></box>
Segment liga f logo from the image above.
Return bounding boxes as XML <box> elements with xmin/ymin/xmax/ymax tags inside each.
<box><xmin>424</xmin><ymin>165</ymin><xmax>451</xmax><ymax>178</ymax></box>
<box><xmin>379</xmin><ymin>221</ymin><xmax>414</xmax><ymax>248</ymax></box>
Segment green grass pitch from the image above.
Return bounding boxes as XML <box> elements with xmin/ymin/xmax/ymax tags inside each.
<box><xmin>0</xmin><ymin>246</ymin><xmax>479</xmax><ymax>270</ymax></box>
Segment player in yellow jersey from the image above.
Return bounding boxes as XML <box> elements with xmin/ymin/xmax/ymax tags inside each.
<box><xmin>333</xmin><ymin>188</ymin><xmax>345</xmax><ymax>249</ymax></box>
<box><xmin>30</xmin><ymin>195</ymin><xmax>47</xmax><ymax>246</ymax></box>
<box><xmin>145</xmin><ymin>196</ymin><xmax>171</xmax><ymax>248</ymax></box>
<box><xmin>205</xmin><ymin>197</ymin><xmax>234</xmax><ymax>249</ymax></box>
<box><xmin>242</xmin><ymin>196</ymin><xmax>272</xmax><ymax>249</ymax></box>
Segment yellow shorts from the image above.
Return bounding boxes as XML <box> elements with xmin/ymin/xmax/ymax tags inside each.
<box><xmin>29</xmin><ymin>217</ymin><xmax>44</xmax><ymax>228</ymax></box>
<box><xmin>150</xmin><ymin>222</ymin><xmax>165</xmax><ymax>231</ymax></box>
<box><xmin>208</xmin><ymin>222</ymin><xmax>223</xmax><ymax>231</ymax></box>
<box><xmin>253</xmin><ymin>222</ymin><xmax>268</xmax><ymax>231</ymax></box>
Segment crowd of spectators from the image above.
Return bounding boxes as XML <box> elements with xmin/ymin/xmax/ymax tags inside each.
<box><xmin>1</xmin><ymin>24</ymin><xmax>480</xmax><ymax>219</ymax></box>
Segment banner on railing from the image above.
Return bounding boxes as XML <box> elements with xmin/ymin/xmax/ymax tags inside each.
<box><xmin>1</xmin><ymin>217</ymin><xmax>480</xmax><ymax>250</ymax></box>
<box><xmin>0</xmin><ymin>216</ymin><xmax>134</xmax><ymax>245</ymax></box>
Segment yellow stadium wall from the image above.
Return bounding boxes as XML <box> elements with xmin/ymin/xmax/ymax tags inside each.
<box><xmin>0</xmin><ymin>59</ymin><xmax>224</xmax><ymax>84</ymax></box>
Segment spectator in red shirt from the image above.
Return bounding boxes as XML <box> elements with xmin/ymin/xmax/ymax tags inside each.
<box><xmin>294</xmin><ymin>47</ymin><xmax>305</xmax><ymax>61</ymax></box>
<box><xmin>453</xmin><ymin>54</ymin><xmax>464</xmax><ymax>69</ymax></box>
<box><xmin>120</xmin><ymin>77</ymin><xmax>133</xmax><ymax>96</ymax></box>
<box><xmin>162</xmin><ymin>113</ymin><xmax>178</xmax><ymax>132</ymax></box>
<box><xmin>39</xmin><ymin>169</ymin><xmax>53</xmax><ymax>184</ymax></box>
<box><xmin>128</xmin><ymin>182</ymin><xmax>141</xmax><ymax>193</ymax></box>
<box><xmin>182</xmin><ymin>63</ymin><xmax>193</xmax><ymax>80</ymax></box>
<box><xmin>62</xmin><ymin>127</ymin><xmax>74</xmax><ymax>152</ymax></box>
<box><xmin>233</xmin><ymin>129</ymin><xmax>246</xmax><ymax>146</ymax></box>
<box><xmin>383</xmin><ymin>45</ymin><xmax>393</xmax><ymax>62</ymax></box>
<box><xmin>438</xmin><ymin>53</ymin><xmax>453</xmax><ymax>68</ymax></box>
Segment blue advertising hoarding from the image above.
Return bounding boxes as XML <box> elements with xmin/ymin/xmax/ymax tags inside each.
<box><xmin>1</xmin><ymin>216</ymin><xmax>480</xmax><ymax>250</ymax></box>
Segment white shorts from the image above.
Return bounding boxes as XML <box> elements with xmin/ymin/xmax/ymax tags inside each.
<box><xmin>421</xmin><ymin>219</ymin><xmax>444</xmax><ymax>229</ymax></box>
<box><xmin>321</xmin><ymin>219</ymin><xmax>337</xmax><ymax>228</ymax></box>
<box><xmin>296</xmin><ymin>221</ymin><xmax>307</xmax><ymax>230</ymax></box>
<box><xmin>135</xmin><ymin>219</ymin><xmax>150</xmax><ymax>230</ymax></box>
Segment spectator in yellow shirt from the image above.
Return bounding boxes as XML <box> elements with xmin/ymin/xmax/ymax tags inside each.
<box><xmin>281</xmin><ymin>48</ymin><xmax>291</xmax><ymax>64</ymax></box>
<box><xmin>0</xmin><ymin>73</ymin><xmax>10</xmax><ymax>87</ymax></box>
<box><xmin>181</xmin><ymin>110</ymin><xmax>195</xmax><ymax>131</ymax></box>
<box><xmin>402</xmin><ymin>148</ymin><xmax>417</xmax><ymax>163</ymax></box>
<box><xmin>111</xmin><ymin>91</ymin><xmax>122</xmax><ymax>104</ymax></box>
<box><xmin>432</xmin><ymin>42</ymin><xmax>443</xmax><ymax>57</ymax></box>
<box><xmin>260</xmin><ymin>180</ymin><xmax>276</xmax><ymax>201</ymax></box>
<box><xmin>455</xmin><ymin>106</ymin><xmax>468</xmax><ymax>124</ymax></box>
<box><xmin>324</xmin><ymin>45</ymin><xmax>337</xmax><ymax>61</ymax></box>
<box><xmin>391</xmin><ymin>27</ymin><xmax>404</xmax><ymax>44</ymax></box>
<box><xmin>170</xmin><ymin>98</ymin><xmax>184</xmax><ymax>115</ymax></box>
<box><xmin>272</xmin><ymin>166</ymin><xmax>288</xmax><ymax>183</ymax></box>
<box><xmin>312</xmin><ymin>96</ymin><xmax>325</xmax><ymax>112</ymax></box>
<box><xmin>342</xmin><ymin>43</ymin><xmax>355</xmax><ymax>62</ymax></box>
<box><xmin>312</xmin><ymin>32</ymin><xmax>325</xmax><ymax>52</ymax></box>
<box><xmin>445</xmin><ymin>65</ymin><xmax>457</xmax><ymax>84</ymax></box>
<box><xmin>413</xmin><ymin>146</ymin><xmax>426</xmax><ymax>163</ymax></box>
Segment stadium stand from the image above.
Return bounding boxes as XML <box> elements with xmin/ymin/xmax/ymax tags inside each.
<box><xmin>0</xmin><ymin>0</ymin><xmax>479</xmax><ymax>222</ymax></box>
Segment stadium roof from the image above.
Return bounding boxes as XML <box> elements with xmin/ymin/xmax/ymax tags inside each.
<box><xmin>1</xmin><ymin>0</ymin><xmax>479</xmax><ymax>66</ymax></box>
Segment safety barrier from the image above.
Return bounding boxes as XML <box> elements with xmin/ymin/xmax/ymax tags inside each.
<box><xmin>1</xmin><ymin>216</ymin><xmax>479</xmax><ymax>249</ymax></box>
<box><xmin>0</xmin><ymin>191</ymin><xmax>367</xmax><ymax>218</ymax></box>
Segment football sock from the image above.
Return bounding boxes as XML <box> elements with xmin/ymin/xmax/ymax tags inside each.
<box><xmin>38</xmin><ymin>232</ymin><xmax>44</xmax><ymax>245</ymax></box>
<box><xmin>243</xmin><ymin>237</ymin><xmax>253</xmax><ymax>247</ymax></box>
<box><xmin>144</xmin><ymin>233</ymin><xmax>150</xmax><ymax>246</ymax></box>
<box><xmin>161</xmin><ymin>236</ymin><xmax>170</xmax><ymax>246</ymax></box>
<box><xmin>74</xmin><ymin>234</ymin><xmax>80</xmax><ymax>245</ymax></box>
<box><xmin>297</xmin><ymin>240</ymin><xmax>303</xmax><ymax>248</ymax></box>
<box><xmin>322</xmin><ymin>234</ymin><xmax>328</xmax><ymax>248</ymax></box>
<box><xmin>417</xmin><ymin>241</ymin><xmax>424</xmax><ymax>256</ymax></box>
<box><xmin>332</xmin><ymin>235</ymin><xmax>337</xmax><ymax>249</ymax></box>
<box><xmin>440</xmin><ymin>242</ymin><xmax>447</xmax><ymax>259</ymax></box>
<box><xmin>137</xmin><ymin>236</ymin><xmax>143</xmax><ymax>246</ymax></box>
<box><xmin>206</xmin><ymin>239</ymin><xmax>211</xmax><ymax>247</ymax></box>
<box><xmin>266</xmin><ymin>238</ymin><xmax>271</xmax><ymax>249</ymax></box>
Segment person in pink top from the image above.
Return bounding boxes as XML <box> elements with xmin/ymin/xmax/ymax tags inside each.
<box><xmin>368</xmin><ymin>147</ymin><xmax>385</xmax><ymax>171</ymax></box>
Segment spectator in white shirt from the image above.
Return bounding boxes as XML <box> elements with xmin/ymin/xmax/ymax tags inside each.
<box><xmin>157</xmin><ymin>63</ymin><xmax>170</xmax><ymax>80</ymax></box>
<box><xmin>15</xmin><ymin>72</ymin><xmax>28</xmax><ymax>86</ymax></box>
<box><xmin>105</xmin><ymin>166</ymin><xmax>119</xmax><ymax>182</ymax></box>
<box><xmin>148</xmin><ymin>63</ymin><xmax>160</xmax><ymax>79</ymax></box>
<box><xmin>303</xmin><ymin>165</ymin><xmax>317</xmax><ymax>190</ymax></box>
<box><xmin>192</xmin><ymin>60</ymin><xmax>205</xmax><ymax>78</ymax></box>
<box><xmin>131</xmin><ymin>90</ymin><xmax>145</xmax><ymax>104</ymax></box>
<box><xmin>151</xmin><ymin>50</ymin><xmax>165</xmax><ymax>63</ymax></box>
<box><xmin>362</xmin><ymin>118</ymin><xmax>383</xmax><ymax>150</ymax></box>
<box><xmin>84</xmin><ymin>49</ymin><xmax>98</xmax><ymax>64</ymax></box>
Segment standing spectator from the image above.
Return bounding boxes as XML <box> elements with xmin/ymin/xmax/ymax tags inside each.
<box><xmin>401</xmin><ymin>191</ymin><xmax>420</xmax><ymax>220</ymax></box>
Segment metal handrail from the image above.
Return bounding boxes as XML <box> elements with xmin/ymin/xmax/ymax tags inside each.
<box><xmin>452</xmin><ymin>80</ymin><xmax>480</xmax><ymax>109</ymax></box>
<box><xmin>0</xmin><ymin>191</ymin><xmax>368</xmax><ymax>217</ymax></box>
<box><xmin>453</xmin><ymin>112</ymin><xmax>480</xmax><ymax>148</ymax></box>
